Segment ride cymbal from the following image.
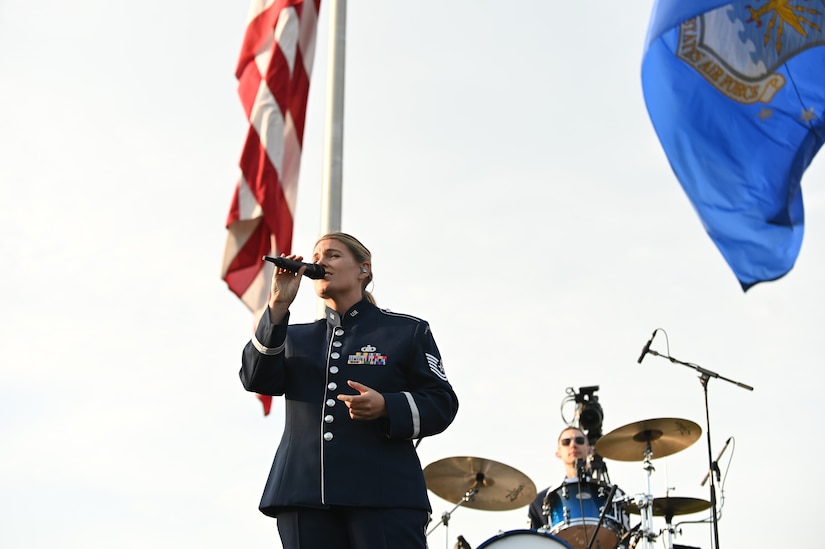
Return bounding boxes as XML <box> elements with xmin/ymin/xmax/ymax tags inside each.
<box><xmin>595</xmin><ymin>417</ymin><xmax>702</xmax><ymax>461</ymax></box>
<box><xmin>625</xmin><ymin>496</ymin><xmax>711</xmax><ymax>518</ymax></box>
<box><xmin>423</xmin><ymin>456</ymin><xmax>537</xmax><ymax>511</ymax></box>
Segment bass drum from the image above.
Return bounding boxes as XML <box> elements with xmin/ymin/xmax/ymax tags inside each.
<box><xmin>477</xmin><ymin>529</ymin><xmax>574</xmax><ymax>548</ymax></box>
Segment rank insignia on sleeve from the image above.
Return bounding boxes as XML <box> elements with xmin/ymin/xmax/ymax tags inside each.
<box><xmin>426</xmin><ymin>353</ymin><xmax>448</xmax><ymax>381</ymax></box>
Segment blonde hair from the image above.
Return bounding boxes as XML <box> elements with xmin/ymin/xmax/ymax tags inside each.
<box><xmin>316</xmin><ymin>232</ymin><xmax>376</xmax><ymax>304</ymax></box>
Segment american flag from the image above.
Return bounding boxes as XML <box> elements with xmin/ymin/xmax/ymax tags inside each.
<box><xmin>222</xmin><ymin>0</ymin><xmax>321</xmax><ymax>315</ymax></box>
<box><xmin>222</xmin><ymin>0</ymin><xmax>321</xmax><ymax>415</ymax></box>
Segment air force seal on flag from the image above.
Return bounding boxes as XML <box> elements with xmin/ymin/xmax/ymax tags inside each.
<box><xmin>426</xmin><ymin>353</ymin><xmax>449</xmax><ymax>381</ymax></box>
<box><xmin>678</xmin><ymin>1</ymin><xmax>825</xmax><ymax>105</ymax></box>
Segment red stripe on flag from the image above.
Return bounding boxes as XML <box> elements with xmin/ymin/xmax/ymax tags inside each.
<box><xmin>222</xmin><ymin>0</ymin><xmax>321</xmax><ymax>415</ymax></box>
<box><xmin>236</xmin><ymin>0</ymin><xmax>302</xmax><ymax>79</ymax></box>
<box><xmin>286</xmin><ymin>52</ymin><xmax>311</xmax><ymax>144</ymax></box>
<box><xmin>258</xmin><ymin>394</ymin><xmax>273</xmax><ymax>416</ymax></box>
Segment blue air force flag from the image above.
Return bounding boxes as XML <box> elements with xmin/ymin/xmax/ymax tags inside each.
<box><xmin>642</xmin><ymin>0</ymin><xmax>825</xmax><ymax>290</ymax></box>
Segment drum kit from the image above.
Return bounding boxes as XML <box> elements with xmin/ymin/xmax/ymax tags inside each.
<box><xmin>424</xmin><ymin>418</ymin><xmax>710</xmax><ymax>549</ymax></box>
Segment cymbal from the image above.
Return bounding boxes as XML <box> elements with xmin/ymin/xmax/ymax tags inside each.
<box><xmin>625</xmin><ymin>496</ymin><xmax>711</xmax><ymax>518</ymax></box>
<box><xmin>595</xmin><ymin>417</ymin><xmax>702</xmax><ymax>461</ymax></box>
<box><xmin>423</xmin><ymin>456</ymin><xmax>537</xmax><ymax>511</ymax></box>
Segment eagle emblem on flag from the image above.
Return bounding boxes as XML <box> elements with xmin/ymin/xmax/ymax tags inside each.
<box><xmin>677</xmin><ymin>1</ymin><xmax>825</xmax><ymax>105</ymax></box>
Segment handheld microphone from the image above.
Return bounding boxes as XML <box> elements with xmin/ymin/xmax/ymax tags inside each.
<box><xmin>701</xmin><ymin>436</ymin><xmax>733</xmax><ymax>486</ymax></box>
<box><xmin>262</xmin><ymin>256</ymin><xmax>326</xmax><ymax>280</ymax></box>
<box><xmin>636</xmin><ymin>330</ymin><xmax>657</xmax><ymax>364</ymax></box>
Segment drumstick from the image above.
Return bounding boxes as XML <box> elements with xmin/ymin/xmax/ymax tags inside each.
<box><xmin>586</xmin><ymin>484</ymin><xmax>618</xmax><ymax>549</ymax></box>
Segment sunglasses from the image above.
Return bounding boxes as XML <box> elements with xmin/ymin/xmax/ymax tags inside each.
<box><xmin>560</xmin><ymin>436</ymin><xmax>587</xmax><ymax>447</ymax></box>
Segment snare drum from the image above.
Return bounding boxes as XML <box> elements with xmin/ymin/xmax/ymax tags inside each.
<box><xmin>545</xmin><ymin>480</ymin><xmax>628</xmax><ymax>549</ymax></box>
<box><xmin>477</xmin><ymin>529</ymin><xmax>574</xmax><ymax>548</ymax></box>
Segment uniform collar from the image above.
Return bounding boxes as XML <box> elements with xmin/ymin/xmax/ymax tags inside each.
<box><xmin>324</xmin><ymin>297</ymin><xmax>372</xmax><ymax>328</ymax></box>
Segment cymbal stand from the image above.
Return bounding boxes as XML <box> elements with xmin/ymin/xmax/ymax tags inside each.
<box><xmin>659</xmin><ymin>487</ymin><xmax>678</xmax><ymax>549</ymax></box>
<box><xmin>426</xmin><ymin>485</ymin><xmax>479</xmax><ymax>548</ymax></box>
<box><xmin>662</xmin><ymin>511</ymin><xmax>680</xmax><ymax>549</ymax></box>
<box><xmin>647</xmin><ymin>349</ymin><xmax>753</xmax><ymax>549</ymax></box>
<box><xmin>638</xmin><ymin>443</ymin><xmax>657</xmax><ymax>549</ymax></box>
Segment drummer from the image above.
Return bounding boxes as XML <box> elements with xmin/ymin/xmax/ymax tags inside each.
<box><xmin>527</xmin><ymin>426</ymin><xmax>593</xmax><ymax>528</ymax></box>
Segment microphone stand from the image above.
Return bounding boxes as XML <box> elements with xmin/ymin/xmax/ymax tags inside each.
<box><xmin>647</xmin><ymin>349</ymin><xmax>753</xmax><ymax>549</ymax></box>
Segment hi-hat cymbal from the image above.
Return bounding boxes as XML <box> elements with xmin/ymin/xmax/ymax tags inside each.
<box><xmin>625</xmin><ymin>496</ymin><xmax>711</xmax><ymax>518</ymax></box>
<box><xmin>423</xmin><ymin>456</ymin><xmax>537</xmax><ymax>511</ymax></box>
<box><xmin>595</xmin><ymin>417</ymin><xmax>702</xmax><ymax>461</ymax></box>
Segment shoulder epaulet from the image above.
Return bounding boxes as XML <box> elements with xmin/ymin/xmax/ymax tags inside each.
<box><xmin>377</xmin><ymin>308</ymin><xmax>424</xmax><ymax>323</ymax></box>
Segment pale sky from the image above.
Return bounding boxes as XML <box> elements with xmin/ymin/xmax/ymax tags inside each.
<box><xmin>2</xmin><ymin>2</ymin><xmax>823</xmax><ymax>548</ymax></box>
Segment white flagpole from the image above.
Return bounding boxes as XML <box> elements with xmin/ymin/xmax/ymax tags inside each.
<box><xmin>318</xmin><ymin>0</ymin><xmax>346</xmax><ymax>317</ymax></box>
<box><xmin>320</xmin><ymin>0</ymin><xmax>346</xmax><ymax>235</ymax></box>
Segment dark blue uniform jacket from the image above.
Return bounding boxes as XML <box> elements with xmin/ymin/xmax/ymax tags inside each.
<box><xmin>240</xmin><ymin>299</ymin><xmax>459</xmax><ymax>518</ymax></box>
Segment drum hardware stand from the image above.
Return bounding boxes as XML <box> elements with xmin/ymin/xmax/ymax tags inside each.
<box><xmin>453</xmin><ymin>535</ymin><xmax>472</xmax><ymax>549</ymax></box>
<box><xmin>661</xmin><ymin>513</ymin><xmax>682</xmax><ymax>549</ymax></box>
<box><xmin>614</xmin><ymin>442</ymin><xmax>658</xmax><ymax>549</ymax></box>
<box><xmin>646</xmin><ymin>349</ymin><xmax>753</xmax><ymax>549</ymax></box>
<box><xmin>589</xmin><ymin>453</ymin><xmax>611</xmax><ymax>486</ymax></box>
<box><xmin>620</xmin><ymin>521</ymin><xmax>643</xmax><ymax>549</ymax></box>
<box><xmin>661</xmin><ymin>487</ymin><xmax>677</xmax><ymax>549</ymax></box>
<box><xmin>635</xmin><ymin>443</ymin><xmax>659</xmax><ymax>549</ymax></box>
<box><xmin>427</xmin><ymin>484</ymin><xmax>479</xmax><ymax>547</ymax></box>
<box><xmin>585</xmin><ymin>483</ymin><xmax>617</xmax><ymax>549</ymax></box>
